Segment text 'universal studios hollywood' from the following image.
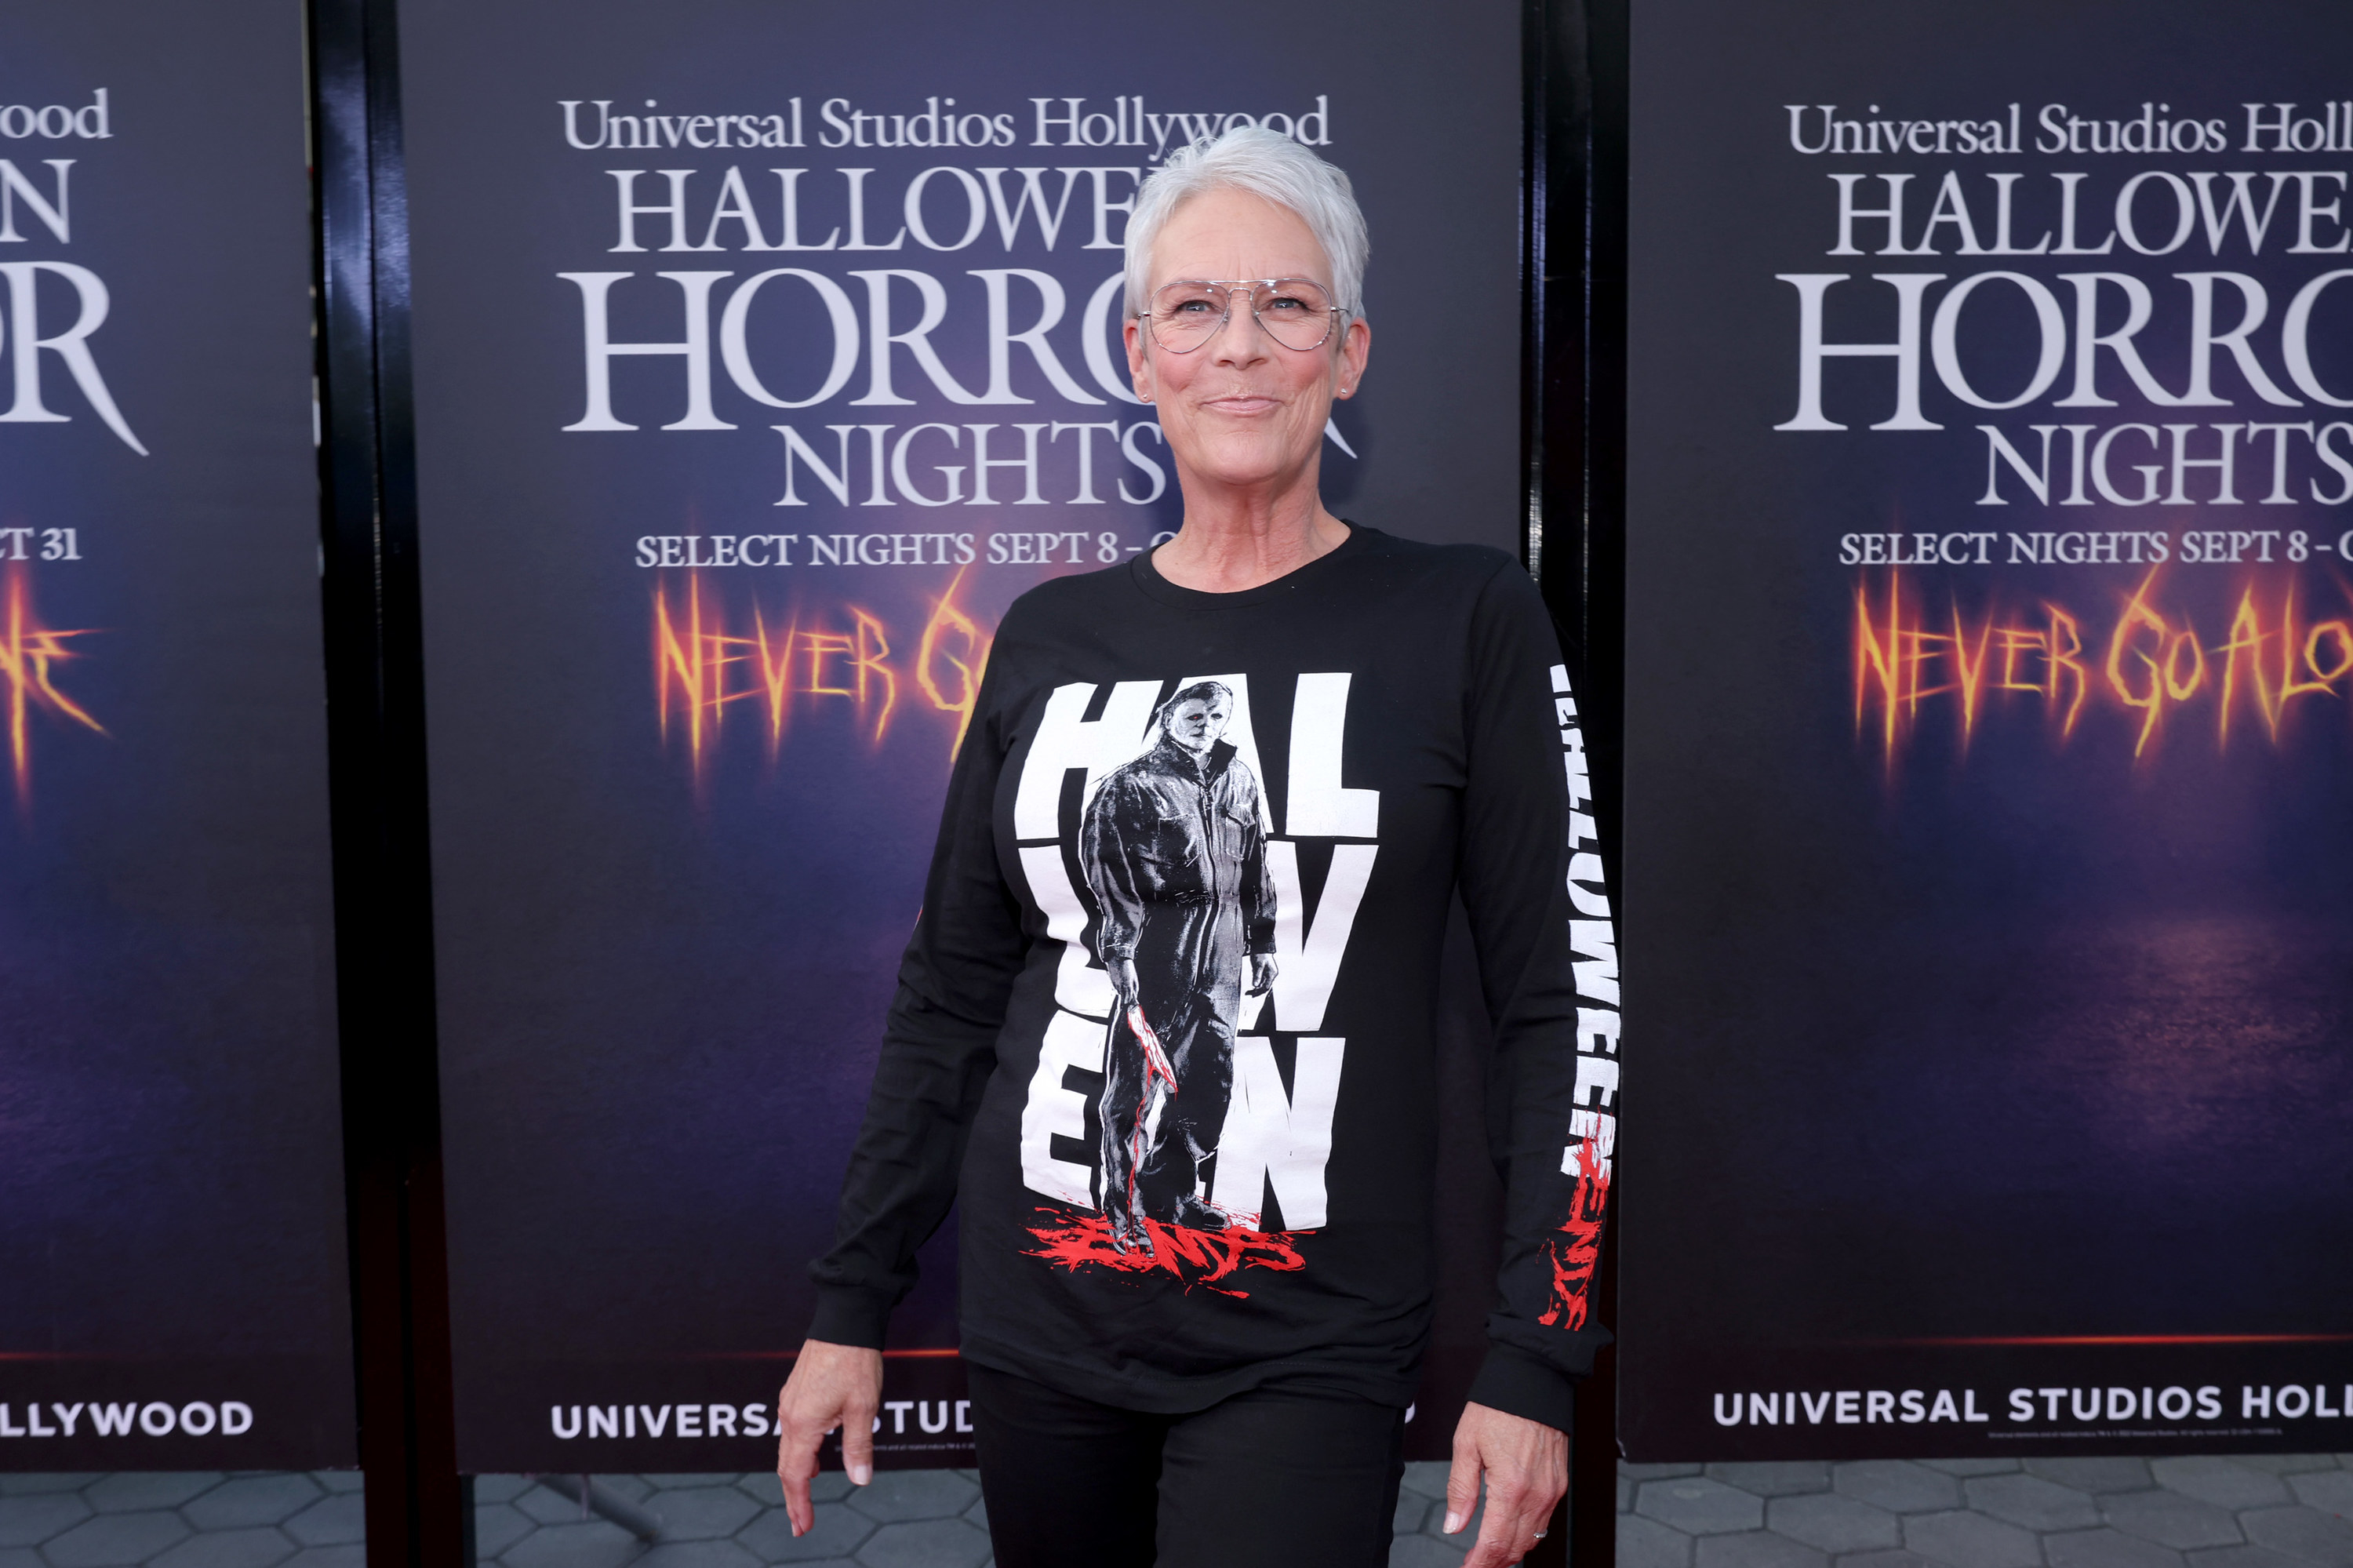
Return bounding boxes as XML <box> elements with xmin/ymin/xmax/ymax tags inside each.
<box><xmin>1710</xmin><ymin>1383</ymin><xmax>2353</xmax><ymax>1432</ymax></box>
<box><xmin>1772</xmin><ymin>98</ymin><xmax>2353</xmax><ymax>515</ymax></box>
<box><xmin>548</xmin><ymin>93</ymin><xmax>1348</xmax><ymax>522</ymax></box>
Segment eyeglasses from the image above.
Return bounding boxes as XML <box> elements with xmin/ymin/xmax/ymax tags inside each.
<box><xmin>1140</xmin><ymin>278</ymin><xmax>1344</xmax><ymax>354</ymax></box>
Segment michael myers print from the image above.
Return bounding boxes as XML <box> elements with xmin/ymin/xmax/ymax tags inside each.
<box><xmin>1080</xmin><ymin>682</ymin><xmax>1278</xmax><ymax>1253</ymax></box>
<box><xmin>1013</xmin><ymin>671</ymin><xmax>1376</xmax><ymax>1290</ymax></box>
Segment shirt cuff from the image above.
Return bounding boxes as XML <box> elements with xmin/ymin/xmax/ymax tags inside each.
<box><xmin>806</xmin><ymin>1285</ymin><xmax>893</xmax><ymax>1351</ymax></box>
<box><xmin>1465</xmin><ymin>1342</ymin><xmax>1580</xmax><ymax>1433</ymax></box>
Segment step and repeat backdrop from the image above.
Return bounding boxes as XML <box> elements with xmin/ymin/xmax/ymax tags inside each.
<box><xmin>13</xmin><ymin>0</ymin><xmax>2340</xmax><ymax>1489</ymax></box>
<box><xmin>0</xmin><ymin>3</ymin><xmax>352</xmax><ymax>1468</ymax></box>
<box><xmin>395</xmin><ymin>0</ymin><xmax>1525</xmax><ymax>1471</ymax></box>
<box><xmin>1623</xmin><ymin>0</ymin><xmax>2353</xmax><ymax>1459</ymax></box>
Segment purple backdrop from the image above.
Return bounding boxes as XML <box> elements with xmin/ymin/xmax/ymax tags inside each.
<box><xmin>398</xmin><ymin>0</ymin><xmax>1525</xmax><ymax>1471</ymax></box>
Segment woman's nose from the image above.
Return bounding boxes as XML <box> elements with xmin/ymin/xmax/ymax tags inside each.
<box><xmin>1206</xmin><ymin>289</ymin><xmax>1271</xmax><ymax>360</ymax></box>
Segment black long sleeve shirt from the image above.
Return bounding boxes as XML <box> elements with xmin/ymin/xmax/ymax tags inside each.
<box><xmin>809</xmin><ymin>526</ymin><xmax>1621</xmax><ymax>1432</ymax></box>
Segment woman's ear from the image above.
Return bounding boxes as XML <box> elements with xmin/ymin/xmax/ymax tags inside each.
<box><xmin>1333</xmin><ymin>315</ymin><xmax>1371</xmax><ymax>398</ymax></box>
<box><xmin>1124</xmin><ymin>315</ymin><xmax>1155</xmax><ymax>404</ymax></box>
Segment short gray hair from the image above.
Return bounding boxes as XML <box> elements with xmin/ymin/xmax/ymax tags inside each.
<box><xmin>1124</xmin><ymin>126</ymin><xmax>1369</xmax><ymax>322</ymax></box>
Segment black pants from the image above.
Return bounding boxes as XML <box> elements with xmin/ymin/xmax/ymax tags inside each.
<box><xmin>969</xmin><ymin>1362</ymin><xmax>1407</xmax><ymax>1568</ymax></box>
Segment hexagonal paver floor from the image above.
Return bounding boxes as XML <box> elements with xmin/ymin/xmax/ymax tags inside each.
<box><xmin>0</xmin><ymin>1472</ymin><xmax>362</xmax><ymax>1567</ymax></box>
<box><xmin>471</xmin><ymin>1465</ymin><xmax>1484</xmax><ymax>1566</ymax></box>
<box><xmin>1623</xmin><ymin>1454</ymin><xmax>2353</xmax><ymax>1568</ymax></box>
<box><xmin>8</xmin><ymin>1451</ymin><xmax>2343</xmax><ymax>1568</ymax></box>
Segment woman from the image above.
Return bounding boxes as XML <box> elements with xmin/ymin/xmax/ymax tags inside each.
<box><xmin>776</xmin><ymin>126</ymin><xmax>1615</xmax><ymax>1568</ymax></box>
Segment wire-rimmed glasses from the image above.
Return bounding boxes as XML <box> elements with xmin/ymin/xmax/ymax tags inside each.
<box><xmin>1140</xmin><ymin>278</ymin><xmax>1343</xmax><ymax>354</ymax></box>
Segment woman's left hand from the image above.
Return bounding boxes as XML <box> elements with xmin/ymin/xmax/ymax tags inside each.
<box><xmin>1445</xmin><ymin>1400</ymin><xmax>1566</xmax><ymax>1568</ymax></box>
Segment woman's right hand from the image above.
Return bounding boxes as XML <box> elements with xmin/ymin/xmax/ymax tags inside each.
<box><xmin>776</xmin><ymin>1337</ymin><xmax>884</xmax><ymax>1537</ymax></box>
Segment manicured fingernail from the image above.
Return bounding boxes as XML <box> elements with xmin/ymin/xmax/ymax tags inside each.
<box><xmin>850</xmin><ymin>1464</ymin><xmax>873</xmax><ymax>1486</ymax></box>
<box><xmin>1444</xmin><ymin>1511</ymin><xmax>1464</xmax><ymax>1534</ymax></box>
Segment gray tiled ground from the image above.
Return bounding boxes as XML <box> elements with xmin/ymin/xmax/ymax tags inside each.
<box><xmin>1626</xmin><ymin>1456</ymin><xmax>2353</xmax><ymax>1568</ymax></box>
<box><xmin>7</xmin><ymin>1453</ymin><xmax>2342</xmax><ymax>1567</ymax></box>
<box><xmin>471</xmin><ymin>1464</ymin><xmax>1486</xmax><ymax>1566</ymax></box>
<box><xmin>0</xmin><ymin>1473</ymin><xmax>361</xmax><ymax>1566</ymax></box>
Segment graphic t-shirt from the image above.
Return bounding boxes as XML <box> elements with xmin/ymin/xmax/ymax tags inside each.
<box><xmin>809</xmin><ymin>525</ymin><xmax>1620</xmax><ymax>1429</ymax></box>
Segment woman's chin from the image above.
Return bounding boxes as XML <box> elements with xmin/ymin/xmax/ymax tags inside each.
<box><xmin>1184</xmin><ymin>439</ymin><xmax>1318</xmax><ymax>493</ymax></box>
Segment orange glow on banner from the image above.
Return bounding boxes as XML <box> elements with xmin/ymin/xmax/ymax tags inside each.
<box><xmin>653</xmin><ymin>568</ymin><xmax>992</xmax><ymax>780</ymax></box>
<box><xmin>1853</xmin><ymin>568</ymin><xmax>2353</xmax><ymax>761</ymax></box>
<box><xmin>0</xmin><ymin>566</ymin><xmax>104</xmax><ymax>809</ymax></box>
<box><xmin>915</xmin><ymin>566</ymin><xmax>988</xmax><ymax>753</ymax></box>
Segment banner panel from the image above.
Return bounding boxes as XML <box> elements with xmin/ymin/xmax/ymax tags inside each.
<box><xmin>1622</xmin><ymin>0</ymin><xmax>2353</xmax><ymax>1459</ymax></box>
<box><xmin>0</xmin><ymin>4</ymin><xmax>352</xmax><ymax>1468</ymax></box>
<box><xmin>399</xmin><ymin>0</ymin><xmax>1523</xmax><ymax>1472</ymax></box>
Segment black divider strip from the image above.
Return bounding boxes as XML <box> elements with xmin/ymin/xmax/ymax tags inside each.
<box><xmin>310</xmin><ymin>1</ymin><xmax>464</xmax><ymax>1562</ymax></box>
